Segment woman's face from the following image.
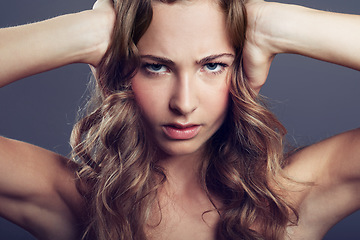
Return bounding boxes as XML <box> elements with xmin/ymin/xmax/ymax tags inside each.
<box><xmin>132</xmin><ymin>0</ymin><xmax>234</xmax><ymax>157</ymax></box>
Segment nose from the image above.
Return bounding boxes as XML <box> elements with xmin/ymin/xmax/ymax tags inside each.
<box><xmin>169</xmin><ymin>73</ymin><xmax>199</xmax><ymax>115</ymax></box>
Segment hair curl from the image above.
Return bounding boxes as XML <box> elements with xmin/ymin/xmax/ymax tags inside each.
<box><xmin>70</xmin><ymin>0</ymin><xmax>297</xmax><ymax>239</ymax></box>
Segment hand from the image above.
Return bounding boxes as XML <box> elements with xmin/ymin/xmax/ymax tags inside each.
<box><xmin>243</xmin><ymin>0</ymin><xmax>277</xmax><ymax>93</ymax></box>
<box><xmin>86</xmin><ymin>0</ymin><xmax>116</xmax><ymax>67</ymax></box>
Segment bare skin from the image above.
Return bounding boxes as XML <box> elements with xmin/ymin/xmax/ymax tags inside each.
<box><xmin>244</xmin><ymin>2</ymin><xmax>360</xmax><ymax>238</ymax></box>
<box><xmin>0</xmin><ymin>0</ymin><xmax>359</xmax><ymax>239</ymax></box>
<box><xmin>0</xmin><ymin>1</ymin><xmax>115</xmax><ymax>238</ymax></box>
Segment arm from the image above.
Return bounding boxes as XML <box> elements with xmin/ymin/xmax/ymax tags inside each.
<box><xmin>244</xmin><ymin>0</ymin><xmax>360</xmax><ymax>91</ymax></box>
<box><xmin>0</xmin><ymin>0</ymin><xmax>114</xmax><ymax>87</ymax></box>
<box><xmin>0</xmin><ymin>0</ymin><xmax>114</xmax><ymax>238</ymax></box>
<box><xmin>0</xmin><ymin>137</ymin><xmax>84</xmax><ymax>239</ymax></box>
<box><xmin>244</xmin><ymin>0</ymin><xmax>360</xmax><ymax>236</ymax></box>
<box><xmin>284</xmin><ymin>129</ymin><xmax>360</xmax><ymax>237</ymax></box>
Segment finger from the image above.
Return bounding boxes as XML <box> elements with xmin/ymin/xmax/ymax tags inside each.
<box><xmin>93</xmin><ymin>0</ymin><xmax>114</xmax><ymax>10</ymax></box>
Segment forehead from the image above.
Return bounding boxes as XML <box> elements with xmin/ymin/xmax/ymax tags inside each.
<box><xmin>137</xmin><ymin>0</ymin><xmax>233</xmax><ymax>60</ymax></box>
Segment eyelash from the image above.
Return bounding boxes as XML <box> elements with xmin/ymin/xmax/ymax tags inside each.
<box><xmin>202</xmin><ymin>62</ymin><xmax>228</xmax><ymax>75</ymax></box>
<box><xmin>141</xmin><ymin>62</ymin><xmax>229</xmax><ymax>76</ymax></box>
<box><xmin>142</xmin><ymin>63</ymin><xmax>169</xmax><ymax>76</ymax></box>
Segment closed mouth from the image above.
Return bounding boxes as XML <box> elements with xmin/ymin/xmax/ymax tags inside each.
<box><xmin>162</xmin><ymin>124</ymin><xmax>201</xmax><ymax>140</ymax></box>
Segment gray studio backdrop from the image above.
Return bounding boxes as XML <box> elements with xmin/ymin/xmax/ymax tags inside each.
<box><xmin>0</xmin><ymin>0</ymin><xmax>359</xmax><ymax>239</ymax></box>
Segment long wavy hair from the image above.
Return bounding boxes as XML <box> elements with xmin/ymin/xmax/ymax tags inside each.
<box><xmin>70</xmin><ymin>0</ymin><xmax>297</xmax><ymax>239</ymax></box>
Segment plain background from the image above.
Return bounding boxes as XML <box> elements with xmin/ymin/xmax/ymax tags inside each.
<box><xmin>0</xmin><ymin>0</ymin><xmax>359</xmax><ymax>239</ymax></box>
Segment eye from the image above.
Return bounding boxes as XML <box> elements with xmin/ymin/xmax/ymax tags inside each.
<box><xmin>144</xmin><ymin>63</ymin><xmax>169</xmax><ymax>74</ymax></box>
<box><xmin>202</xmin><ymin>63</ymin><xmax>228</xmax><ymax>74</ymax></box>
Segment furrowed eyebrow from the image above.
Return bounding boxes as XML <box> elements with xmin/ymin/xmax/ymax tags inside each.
<box><xmin>140</xmin><ymin>53</ymin><xmax>235</xmax><ymax>66</ymax></box>
<box><xmin>196</xmin><ymin>53</ymin><xmax>235</xmax><ymax>65</ymax></box>
<box><xmin>140</xmin><ymin>55</ymin><xmax>175</xmax><ymax>66</ymax></box>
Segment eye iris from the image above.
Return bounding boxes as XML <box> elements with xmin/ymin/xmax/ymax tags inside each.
<box><xmin>206</xmin><ymin>63</ymin><xmax>218</xmax><ymax>71</ymax></box>
<box><xmin>150</xmin><ymin>64</ymin><xmax>163</xmax><ymax>71</ymax></box>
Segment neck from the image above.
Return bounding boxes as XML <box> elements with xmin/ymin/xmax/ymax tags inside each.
<box><xmin>157</xmin><ymin>149</ymin><xmax>205</xmax><ymax>197</ymax></box>
<box><xmin>153</xmin><ymin>149</ymin><xmax>223</xmax><ymax>223</ymax></box>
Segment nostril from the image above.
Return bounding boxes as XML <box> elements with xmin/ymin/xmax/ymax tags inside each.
<box><xmin>169</xmin><ymin>105</ymin><xmax>185</xmax><ymax>116</ymax></box>
<box><xmin>169</xmin><ymin>97</ymin><xmax>197</xmax><ymax>116</ymax></box>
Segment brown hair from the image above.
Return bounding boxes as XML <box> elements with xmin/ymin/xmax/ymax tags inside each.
<box><xmin>71</xmin><ymin>0</ymin><xmax>296</xmax><ymax>239</ymax></box>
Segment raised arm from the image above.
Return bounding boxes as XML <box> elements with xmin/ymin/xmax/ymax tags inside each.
<box><xmin>0</xmin><ymin>1</ymin><xmax>114</xmax><ymax>239</ymax></box>
<box><xmin>0</xmin><ymin>0</ymin><xmax>114</xmax><ymax>87</ymax></box>
<box><xmin>244</xmin><ymin>0</ymin><xmax>360</xmax><ymax>90</ymax></box>
<box><xmin>243</xmin><ymin>1</ymin><xmax>360</xmax><ymax>237</ymax></box>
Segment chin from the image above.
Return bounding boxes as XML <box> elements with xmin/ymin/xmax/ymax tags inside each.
<box><xmin>156</xmin><ymin>141</ymin><xmax>205</xmax><ymax>158</ymax></box>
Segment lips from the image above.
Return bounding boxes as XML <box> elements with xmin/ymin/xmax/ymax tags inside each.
<box><xmin>162</xmin><ymin>124</ymin><xmax>201</xmax><ymax>140</ymax></box>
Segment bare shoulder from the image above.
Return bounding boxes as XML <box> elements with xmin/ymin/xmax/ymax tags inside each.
<box><xmin>282</xmin><ymin>128</ymin><xmax>360</xmax><ymax>237</ymax></box>
<box><xmin>0</xmin><ymin>136</ymin><xmax>84</xmax><ymax>240</ymax></box>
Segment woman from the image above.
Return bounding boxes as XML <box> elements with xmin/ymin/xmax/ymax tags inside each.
<box><xmin>0</xmin><ymin>0</ymin><xmax>359</xmax><ymax>239</ymax></box>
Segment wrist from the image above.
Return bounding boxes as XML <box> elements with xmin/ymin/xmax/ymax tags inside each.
<box><xmin>253</xmin><ymin>2</ymin><xmax>309</xmax><ymax>55</ymax></box>
<box><xmin>69</xmin><ymin>10</ymin><xmax>114</xmax><ymax>66</ymax></box>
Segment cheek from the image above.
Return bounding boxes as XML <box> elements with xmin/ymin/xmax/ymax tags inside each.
<box><xmin>132</xmin><ymin>79</ymin><xmax>151</xmax><ymax>113</ymax></box>
<box><xmin>206</xmin><ymin>83</ymin><xmax>230</xmax><ymax>115</ymax></box>
<box><xmin>219</xmin><ymin>84</ymin><xmax>230</xmax><ymax>106</ymax></box>
<box><xmin>132</xmin><ymin>77</ymin><xmax>165</xmax><ymax>122</ymax></box>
